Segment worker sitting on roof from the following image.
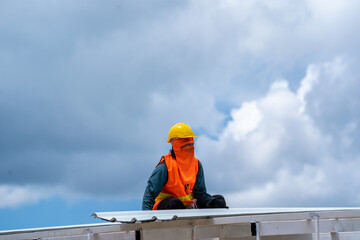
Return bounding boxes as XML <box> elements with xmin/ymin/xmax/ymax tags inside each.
<box><xmin>142</xmin><ymin>122</ymin><xmax>227</xmax><ymax>210</ymax></box>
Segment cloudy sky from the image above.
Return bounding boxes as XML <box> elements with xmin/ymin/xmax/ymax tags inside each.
<box><xmin>1</xmin><ymin>0</ymin><xmax>360</xmax><ymax>230</ymax></box>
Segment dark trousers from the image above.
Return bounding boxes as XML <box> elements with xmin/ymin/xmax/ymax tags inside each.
<box><xmin>157</xmin><ymin>195</ymin><xmax>226</xmax><ymax>210</ymax></box>
<box><xmin>197</xmin><ymin>195</ymin><xmax>226</xmax><ymax>208</ymax></box>
<box><xmin>157</xmin><ymin>197</ymin><xmax>186</xmax><ymax>210</ymax></box>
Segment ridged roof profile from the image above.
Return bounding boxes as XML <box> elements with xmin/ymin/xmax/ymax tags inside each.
<box><xmin>2</xmin><ymin>208</ymin><xmax>360</xmax><ymax>240</ymax></box>
<box><xmin>91</xmin><ymin>207</ymin><xmax>360</xmax><ymax>223</ymax></box>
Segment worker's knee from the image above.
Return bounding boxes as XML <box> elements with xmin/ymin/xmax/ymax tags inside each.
<box><xmin>208</xmin><ymin>194</ymin><xmax>227</xmax><ymax>208</ymax></box>
<box><xmin>157</xmin><ymin>197</ymin><xmax>186</xmax><ymax>210</ymax></box>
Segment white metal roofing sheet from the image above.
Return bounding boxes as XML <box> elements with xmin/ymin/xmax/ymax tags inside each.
<box><xmin>91</xmin><ymin>207</ymin><xmax>360</xmax><ymax>223</ymax></box>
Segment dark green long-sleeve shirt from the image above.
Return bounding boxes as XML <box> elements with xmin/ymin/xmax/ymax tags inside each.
<box><xmin>142</xmin><ymin>160</ymin><xmax>213</xmax><ymax>210</ymax></box>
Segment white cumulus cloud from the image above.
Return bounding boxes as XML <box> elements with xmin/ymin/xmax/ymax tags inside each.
<box><xmin>197</xmin><ymin>58</ymin><xmax>360</xmax><ymax>207</ymax></box>
<box><xmin>0</xmin><ymin>185</ymin><xmax>53</xmax><ymax>208</ymax></box>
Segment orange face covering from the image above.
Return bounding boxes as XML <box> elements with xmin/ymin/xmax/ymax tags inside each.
<box><xmin>172</xmin><ymin>138</ymin><xmax>197</xmax><ymax>185</ymax></box>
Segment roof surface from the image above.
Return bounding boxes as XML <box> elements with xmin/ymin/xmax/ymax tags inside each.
<box><xmin>92</xmin><ymin>207</ymin><xmax>360</xmax><ymax>223</ymax></box>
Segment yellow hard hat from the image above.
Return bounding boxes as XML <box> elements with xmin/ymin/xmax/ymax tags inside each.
<box><xmin>167</xmin><ymin>123</ymin><xmax>198</xmax><ymax>143</ymax></box>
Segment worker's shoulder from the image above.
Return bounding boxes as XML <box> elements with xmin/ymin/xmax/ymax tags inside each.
<box><xmin>156</xmin><ymin>161</ymin><xmax>166</xmax><ymax>167</ymax></box>
<box><xmin>155</xmin><ymin>155</ymin><xmax>168</xmax><ymax>169</ymax></box>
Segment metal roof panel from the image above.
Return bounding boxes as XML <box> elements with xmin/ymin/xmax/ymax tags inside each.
<box><xmin>92</xmin><ymin>207</ymin><xmax>360</xmax><ymax>223</ymax></box>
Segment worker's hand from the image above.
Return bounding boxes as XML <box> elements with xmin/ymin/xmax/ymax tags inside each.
<box><xmin>208</xmin><ymin>195</ymin><xmax>228</xmax><ymax>208</ymax></box>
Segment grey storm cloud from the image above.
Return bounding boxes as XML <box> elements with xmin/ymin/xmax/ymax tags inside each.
<box><xmin>1</xmin><ymin>0</ymin><xmax>360</xmax><ymax>207</ymax></box>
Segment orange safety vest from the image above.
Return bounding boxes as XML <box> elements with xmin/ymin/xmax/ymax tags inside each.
<box><xmin>153</xmin><ymin>153</ymin><xmax>199</xmax><ymax>210</ymax></box>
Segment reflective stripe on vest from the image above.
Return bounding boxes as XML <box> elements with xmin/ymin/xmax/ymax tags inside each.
<box><xmin>153</xmin><ymin>153</ymin><xmax>198</xmax><ymax>210</ymax></box>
